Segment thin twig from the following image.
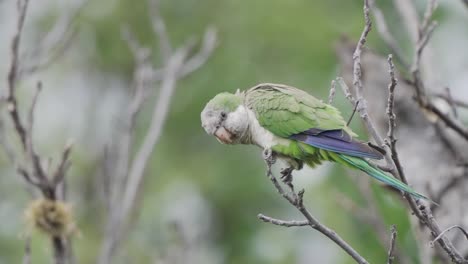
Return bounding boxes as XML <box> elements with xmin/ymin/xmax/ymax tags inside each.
<box><xmin>149</xmin><ymin>0</ymin><xmax>172</xmax><ymax>62</ymax></box>
<box><xmin>419</xmin><ymin>205</ymin><xmax>465</xmax><ymax>263</ymax></box>
<box><xmin>151</xmin><ymin>28</ymin><xmax>218</xmax><ymax>81</ymax></box>
<box><xmin>27</xmin><ymin>82</ymin><xmax>41</xmax><ymax>140</ymax></box>
<box><xmin>421</xmin><ymin>0</ymin><xmax>438</xmax><ymax>35</ymax></box>
<box><xmin>19</xmin><ymin>0</ymin><xmax>89</xmax><ymax>77</ymax></box>
<box><xmin>52</xmin><ymin>141</ymin><xmax>73</xmax><ymax>187</ymax></box>
<box><xmin>346</xmin><ymin>100</ymin><xmax>359</xmax><ymax>127</ymax></box>
<box><xmin>257</xmin><ymin>214</ymin><xmax>309</xmax><ymax>227</ymax></box>
<box><xmin>7</xmin><ymin>0</ymin><xmax>30</xmax><ymax>149</ymax></box>
<box><xmin>431</xmin><ymin>225</ymin><xmax>468</xmax><ymax>246</ymax></box>
<box><xmin>387</xmin><ymin>225</ymin><xmax>397</xmax><ymax>264</ymax></box>
<box><xmin>444</xmin><ymin>87</ymin><xmax>458</xmax><ymax>118</ymax></box>
<box><xmin>20</xmin><ymin>30</ymin><xmax>78</xmax><ymax>76</ymax></box>
<box><xmin>385</xmin><ymin>55</ymin><xmax>397</xmax><ymax>149</ymax></box>
<box><xmin>17</xmin><ymin>167</ymin><xmax>41</xmax><ymax>187</ymax></box>
<box><xmin>26</xmin><ymin>83</ymin><xmax>48</xmax><ymax>185</ymax></box>
<box><xmin>337</xmin><ymin>77</ymin><xmax>354</xmax><ymax>104</ymax></box>
<box><xmin>432</xmin><ymin>172</ymin><xmax>466</xmax><ymax>206</ymax></box>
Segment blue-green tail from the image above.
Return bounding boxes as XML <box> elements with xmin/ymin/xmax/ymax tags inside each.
<box><xmin>338</xmin><ymin>154</ymin><xmax>433</xmax><ymax>203</ymax></box>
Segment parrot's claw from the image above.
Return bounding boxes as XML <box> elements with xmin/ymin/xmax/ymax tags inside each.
<box><xmin>262</xmin><ymin>148</ymin><xmax>276</xmax><ymax>166</ymax></box>
<box><xmin>280</xmin><ymin>167</ymin><xmax>294</xmax><ymax>186</ymax></box>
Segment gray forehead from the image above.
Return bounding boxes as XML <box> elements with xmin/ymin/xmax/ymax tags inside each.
<box><xmin>201</xmin><ymin>107</ymin><xmax>221</xmax><ymax>120</ymax></box>
<box><xmin>201</xmin><ymin>108</ymin><xmax>221</xmax><ymax>133</ymax></box>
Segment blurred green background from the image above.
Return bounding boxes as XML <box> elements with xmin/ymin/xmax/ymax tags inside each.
<box><xmin>0</xmin><ymin>0</ymin><xmax>466</xmax><ymax>263</ymax></box>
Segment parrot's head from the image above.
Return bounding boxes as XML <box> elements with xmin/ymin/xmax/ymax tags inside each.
<box><xmin>201</xmin><ymin>92</ymin><xmax>249</xmax><ymax>144</ymax></box>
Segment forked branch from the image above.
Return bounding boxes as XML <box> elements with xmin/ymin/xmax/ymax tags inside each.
<box><xmin>259</xmin><ymin>149</ymin><xmax>370</xmax><ymax>264</ymax></box>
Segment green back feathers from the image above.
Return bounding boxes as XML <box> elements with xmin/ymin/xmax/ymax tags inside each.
<box><xmin>206</xmin><ymin>92</ymin><xmax>243</xmax><ymax>112</ymax></box>
<box><xmin>245</xmin><ymin>83</ymin><xmax>356</xmax><ymax>138</ymax></box>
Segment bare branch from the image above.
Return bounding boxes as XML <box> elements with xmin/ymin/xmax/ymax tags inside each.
<box><xmin>27</xmin><ymin>82</ymin><xmax>41</xmax><ymax>139</ymax></box>
<box><xmin>352</xmin><ymin>0</ymin><xmax>389</xmax><ymax>150</ymax></box>
<box><xmin>346</xmin><ymin>101</ymin><xmax>359</xmax><ymax>127</ymax></box>
<box><xmin>344</xmin><ymin>1</ymin><xmax>467</xmax><ymax>262</ymax></box>
<box><xmin>149</xmin><ymin>0</ymin><xmax>172</xmax><ymax>62</ymax></box>
<box><xmin>176</xmin><ymin>27</ymin><xmax>217</xmax><ymax>77</ymax></box>
<box><xmin>26</xmin><ymin>83</ymin><xmax>48</xmax><ymax>185</ymax></box>
<box><xmin>337</xmin><ymin>77</ymin><xmax>355</xmax><ymax>104</ymax></box>
<box><xmin>99</xmin><ymin>45</ymin><xmax>192</xmax><ymax>264</ymax></box>
<box><xmin>5</xmin><ymin>2</ymin><xmax>74</xmax><ymax>263</ymax></box>
<box><xmin>260</xmin><ymin>150</ymin><xmax>369</xmax><ymax>264</ymax></box>
<box><xmin>419</xmin><ymin>205</ymin><xmax>465</xmax><ymax>263</ymax></box>
<box><xmin>17</xmin><ymin>167</ymin><xmax>40</xmax><ymax>187</ymax></box>
<box><xmin>387</xmin><ymin>225</ymin><xmax>397</xmax><ymax>264</ymax></box>
<box><xmin>119</xmin><ymin>47</ymin><xmax>188</xmax><ymax>220</ymax></box>
<box><xmin>20</xmin><ymin>30</ymin><xmax>78</xmax><ymax>76</ymax></box>
<box><xmin>445</xmin><ymin>87</ymin><xmax>458</xmax><ymax>119</ymax></box>
<box><xmin>411</xmin><ymin>22</ymin><xmax>437</xmax><ymax>82</ymax></box>
<box><xmin>405</xmin><ymin>1</ymin><xmax>468</xmax><ymax>142</ymax></box>
<box><xmin>108</xmin><ymin>26</ymin><xmax>153</xmax><ymax>210</ymax></box>
<box><xmin>421</xmin><ymin>0</ymin><xmax>438</xmax><ymax>36</ymax></box>
<box><xmin>443</xmin><ymin>87</ymin><xmax>458</xmax><ymax>119</ymax></box>
<box><xmin>431</xmin><ymin>225</ymin><xmax>468</xmax><ymax>246</ymax></box>
<box><xmin>257</xmin><ymin>214</ymin><xmax>309</xmax><ymax>227</ymax></box>
<box><xmin>19</xmin><ymin>0</ymin><xmax>89</xmax><ymax>77</ymax></box>
<box><xmin>385</xmin><ymin>55</ymin><xmax>397</xmax><ymax>148</ymax></box>
<box><xmin>151</xmin><ymin>28</ymin><xmax>218</xmax><ymax>81</ymax></box>
<box><xmin>52</xmin><ymin>141</ymin><xmax>73</xmax><ymax>187</ymax></box>
<box><xmin>425</xmin><ymin>103</ymin><xmax>468</xmax><ymax>140</ymax></box>
<box><xmin>7</xmin><ymin>0</ymin><xmax>30</xmax><ymax>149</ymax></box>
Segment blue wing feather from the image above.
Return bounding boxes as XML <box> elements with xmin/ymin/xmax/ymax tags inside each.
<box><xmin>290</xmin><ymin>129</ymin><xmax>384</xmax><ymax>160</ymax></box>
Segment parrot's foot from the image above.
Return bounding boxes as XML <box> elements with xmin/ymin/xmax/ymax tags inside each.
<box><xmin>280</xmin><ymin>167</ymin><xmax>294</xmax><ymax>187</ymax></box>
<box><xmin>262</xmin><ymin>148</ymin><xmax>276</xmax><ymax>166</ymax></box>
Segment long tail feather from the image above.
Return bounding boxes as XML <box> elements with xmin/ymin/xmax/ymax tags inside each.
<box><xmin>338</xmin><ymin>154</ymin><xmax>434</xmax><ymax>203</ymax></box>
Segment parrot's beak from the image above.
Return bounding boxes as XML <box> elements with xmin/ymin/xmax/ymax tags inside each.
<box><xmin>214</xmin><ymin>126</ymin><xmax>233</xmax><ymax>144</ymax></box>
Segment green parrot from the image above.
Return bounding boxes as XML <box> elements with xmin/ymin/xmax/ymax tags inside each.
<box><xmin>201</xmin><ymin>83</ymin><xmax>429</xmax><ymax>201</ymax></box>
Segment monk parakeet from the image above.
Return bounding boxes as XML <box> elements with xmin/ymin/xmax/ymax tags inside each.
<box><xmin>201</xmin><ymin>83</ymin><xmax>428</xmax><ymax>201</ymax></box>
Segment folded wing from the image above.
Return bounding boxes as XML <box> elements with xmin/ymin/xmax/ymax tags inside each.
<box><xmin>290</xmin><ymin>128</ymin><xmax>384</xmax><ymax>160</ymax></box>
